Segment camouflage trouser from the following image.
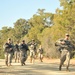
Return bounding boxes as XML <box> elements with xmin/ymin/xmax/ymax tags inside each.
<box><xmin>29</xmin><ymin>50</ymin><xmax>35</xmax><ymax>63</ymax></box>
<box><xmin>4</xmin><ymin>52</ymin><xmax>13</xmax><ymax>66</ymax></box>
<box><xmin>30</xmin><ymin>50</ymin><xmax>35</xmax><ymax>58</ymax></box>
<box><xmin>14</xmin><ymin>51</ymin><xmax>20</xmax><ymax>62</ymax></box>
<box><xmin>38</xmin><ymin>53</ymin><xmax>43</xmax><ymax>62</ymax></box>
<box><xmin>59</xmin><ymin>49</ymin><xmax>71</xmax><ymax>70</ymax></box>
<box><xmin>20</xmin><ymin>51</ymin><xmax>27</xmax><ymax>65</ymax></box>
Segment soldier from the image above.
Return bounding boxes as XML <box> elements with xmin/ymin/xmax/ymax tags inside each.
<box><xmin>14</xmin><ymin>41</ymin><xmax>20</xmax><ymax>63</ymax></box>
<box><xmin>28</xmin><ymin>39</ymin><xmax>37</xmax><ymax>57</ymax></box>
<box><xmin>56</xmin><ymin>33</ymin><xmax>73</xmax><ymax>71</ymax></box>
<box><xmin>19</xmin><ymin>40</ymin><xmax>29</xmax><ymax>66</ymax></box>
<box><xmin>38</xmin><ymin>45</ymin><xmax>43</xmax><ymax>62</ymax></box>
<box><xmin>29</xmin><ymin>44</ymin><xmax>35</xmax><ymax>63</ymax></box>
<box><xmin>3</xmin><ymin>38</ymin><xmax>14</xmax><ymax>66</ymax></box>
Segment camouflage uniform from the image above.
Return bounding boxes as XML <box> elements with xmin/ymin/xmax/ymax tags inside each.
<box><xmin>38</xmin><ymin>45</ymin><xmax>43</xmax><ymax>62</ymax></box>
<box><xmin>3</xmin><ymin>38</ymin><xmax>14</xmax><ymax>66</ymax></box>
<box><xmin>14</xmin><ymin>42</ymin><xmax>20</xmax><ymax>63</ymax></box>
<box><xmin>19</xmin><ymin>40</ymin><xmax>29</xmax><ymax>66</ymax></box>
<box><xmin>55</xmin><ymin>34</ymin><xmax>73</xmax><ymax>71</ymax></box>
<box><xmin>28</xmin><ymin>39</ymin><xmax>37</xmax><ymax>57</ymax></box>
<box><xmin>29</xmin><ymin>45</ymin><xmax>35</xmax><ymax>63</ymax></box>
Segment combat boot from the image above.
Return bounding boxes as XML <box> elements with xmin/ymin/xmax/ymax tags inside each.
<box><xmin>59</xmin><ymin>65</ymin><xmax>62</xmax><ymax>71</ymax></box>
<box><xmin>23</xmin><ymin>62</ymin><xmax>25</xmax><ymax>65</ymax></box>
<box><xmin>66</xmin><ymin>66</ymin><xmax>70</xmax><ymax>72</ymax></box>
<box><xmin>21</xmin><ymin>63</ymin><xmax>23</xmax><ymax>66</ymax></box>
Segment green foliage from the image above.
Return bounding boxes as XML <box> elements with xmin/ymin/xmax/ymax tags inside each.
<box><xmin>14</xmin><ymin>18</ymin><xmax>30</xmax><ymax>39</ymax></box>
<box><xmin>1</xmin><ymin>1</ymin><xmax>75</xmax><ymax>58</ymax></box>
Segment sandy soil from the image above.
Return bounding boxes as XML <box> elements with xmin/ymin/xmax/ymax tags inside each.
<box><xmin>0</xmin><ymin>58</ymin><xmax>75</xmax><ymax>75</ymax></box>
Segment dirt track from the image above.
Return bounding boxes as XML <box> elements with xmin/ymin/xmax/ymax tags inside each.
<box><xmin>0</xmin><ymin>58</ymin><xmax>75</xmax><ymax>75</ymax></box>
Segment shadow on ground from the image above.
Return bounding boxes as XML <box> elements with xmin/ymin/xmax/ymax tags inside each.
<box><xmin>0</xmin><ymin>62</ymin><xmax>75</xmax><ymax>75</ymax></box>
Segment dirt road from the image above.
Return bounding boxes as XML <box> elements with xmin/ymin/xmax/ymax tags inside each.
<box><xmin>0</xmin><ymin>58</ymin><xmax>75</xmax><ymax>75</ymax></box>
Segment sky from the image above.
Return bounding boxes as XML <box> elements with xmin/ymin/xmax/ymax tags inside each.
<box><xmin>0</xmin><ymin>0</ymin><xmax>61</xmax><ymax>29</ymax></box>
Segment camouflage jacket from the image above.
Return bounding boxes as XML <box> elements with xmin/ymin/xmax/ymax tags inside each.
<box><xmin>55</xmin><ymin>38</ymin><xmax>74</xmax><ymax>51</ymax></box>
<box><xmin>3</xmin><ymin>42</ymin><xmax>14</xmax><ymax>53</ymax></box>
